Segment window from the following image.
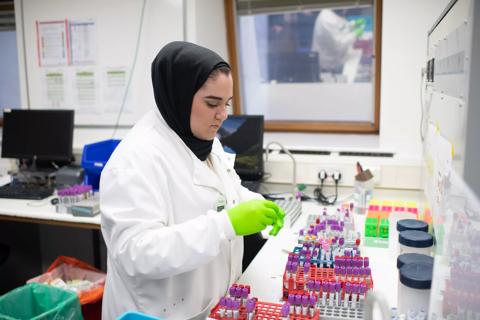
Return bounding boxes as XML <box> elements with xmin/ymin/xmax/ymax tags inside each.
<box><xmin>225</xmin><ymin>0</ymin><xmax>382</xmax><ymax>133</ymax></box>
<box><xmin>0</xmin><ymin>0</ymin><xmax>20</xmax><ymax>126</ymax></box>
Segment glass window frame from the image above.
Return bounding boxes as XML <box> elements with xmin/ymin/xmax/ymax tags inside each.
<box><xmin>224</xmin><ymin>0</ymin><xmax>382</xmax><ymax>133</ymax></box>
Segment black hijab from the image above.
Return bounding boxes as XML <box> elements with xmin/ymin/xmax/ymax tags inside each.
<box><xmin>151</xmin><ymin>41</ymin><xmax>230</xmax><ymax>161</ymax></box>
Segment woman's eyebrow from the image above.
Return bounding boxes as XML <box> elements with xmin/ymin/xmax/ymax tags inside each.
<box><xmin>204</xmin><ymin>95</ymin><xmax>234</xmax><ymax>101</ymax></box>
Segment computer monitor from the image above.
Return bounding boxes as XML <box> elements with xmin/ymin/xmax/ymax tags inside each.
<box><xmin>217</xmin><ymin>115</ymin><xmax>264</xmax><ymax>181</ymax></box>
<box><xmin>1</xmin><ymin>109</ymin><xmax>74</xmax><ymax>166</ymax></box>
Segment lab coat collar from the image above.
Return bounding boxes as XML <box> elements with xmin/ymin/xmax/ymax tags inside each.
<box><xmin>192</xmin><ymin>140</ymin><xmax>225</xmax><ymax>194</ymax></box>
<box><xmin>153</xmin><ymin>108</ymin><xmax>225</xmax><ymax>193</ymax></box>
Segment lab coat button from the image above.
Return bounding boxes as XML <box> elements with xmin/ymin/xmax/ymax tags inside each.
<box><xmin>232</xmin><ymin>200</ymin><xmax>236</xmax><ymax>205</ymax></box>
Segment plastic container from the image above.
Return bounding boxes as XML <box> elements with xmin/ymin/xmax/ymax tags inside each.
<box><xmin>354</xmin><ymin>179</ymin><xmax>374</xmax><ymax>214</ymax></box>
<box><xmin>397</xmin><ymin>262</ymin><xmax>433</xmax><ymax>315</ymax></box>
<box><xmin>398</xmin><ymin>230</ymin><xmax>433</xmax><ymax>256</ymax></box>
<box><xmin>388</xmin><ymin>213</ymin><xmax>418</xmax><ymax>255</ymax></box>
<box><xmin>0</xmin><ymin>283</ymin><xmax>83</xmax><ymax>319</ymax></box>
<box><xmin>28</xmin><ymin>256</ymin><xmax>106</xmax><ymax>320</ymax></box>
<box><xmin>118</xmin><ymin>311</ymin><xmax>161</xmax><ymax>320</ymax></box>
<box><xmin>81</xmin><ymin>139</ymin><xmax>121</xmax><ymax>191</ymax></box>
<box><xmin>397</xmin><ymin>219</ymin><xmax>428</xmax><ymax>233</ymax></box>
<box><xmin>396</xmin><ymin>253</ymin><xmax>433</xmax><ymax>269</ymax></box>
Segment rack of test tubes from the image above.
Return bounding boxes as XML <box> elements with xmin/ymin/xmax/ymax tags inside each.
<box><xmin>281</xmin><ymin>203</ymin><xmax>373</xmax><ymax>319</ymax></box>
<box><xmin>208</xmin><ymin>284</ymin><xmax>320</xmax><ymax>320</ymax></box>
<box><xmin>55</xmin><ymin>184</ymin><xmax>94</xmax><ymax>213</ymax></box>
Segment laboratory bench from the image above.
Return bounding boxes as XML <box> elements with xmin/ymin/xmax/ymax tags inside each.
<box><xmin>238</xmin><ymin>186</ymin><xmax>424</xmax><ymax>317</ymax></box>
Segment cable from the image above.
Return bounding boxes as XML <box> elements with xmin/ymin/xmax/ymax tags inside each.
<box><xmin>111</xmin><ymin>0</ymin><xmax>147</xmax><ymax>139</ymax></box>
<box><xmin>313</xmin><ymin>171</ymin><xmax>341</xmax><ymax>205</ymax></box>
<box><xmin>420</xmin><ymin>67</ymin><xmax>426</xmax><ymax>141</ymax></box>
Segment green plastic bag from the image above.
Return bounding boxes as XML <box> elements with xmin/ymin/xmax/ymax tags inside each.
<box><xmin>0</xmin><ymin>283</ymin><xmax>83</xmax><ymax>320</ymax></box>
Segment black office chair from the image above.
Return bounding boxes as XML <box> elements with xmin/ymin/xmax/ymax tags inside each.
<box><xmin>0</xmin><ymin>243</ymin><xmax>9</xmax><ymax>266</ymax></box>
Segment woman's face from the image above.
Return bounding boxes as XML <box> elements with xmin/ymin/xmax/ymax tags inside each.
<box><xmin>190</xmin><ymin>72</ymin><xmax>233</xmax><ymax>140</ymax></box>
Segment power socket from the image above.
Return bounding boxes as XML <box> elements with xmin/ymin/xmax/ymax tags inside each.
<box><xmin>317</xmin><ymin>169</ymin><xmax>342</xmax><ymax>185</ymax></box>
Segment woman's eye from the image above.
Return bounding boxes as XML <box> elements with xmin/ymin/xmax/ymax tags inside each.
<box><xmin>206</xmin><ymin>101</ymin><xmax>218</xmax><ymax>107</ymax></box>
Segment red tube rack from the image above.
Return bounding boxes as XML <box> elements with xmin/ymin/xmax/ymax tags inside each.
<box><xmin>208</xmin><ymin>300</ymin><xmax>320</xmax><ymax>320</ymax></box>
<box><xmin>282</xmin><ymin>265</ymin><xmax>373</xmax><ymax>299</ymax></box>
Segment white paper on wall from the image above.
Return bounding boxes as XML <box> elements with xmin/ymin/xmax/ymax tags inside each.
<box><xmin>36</xmin><ymin>20</ymin><xmax>69</xmax><ymax>67</ymax></box>
<box><xmin>69</xmin><ymin>20</ymin><xmax>96</xmax><ymax>65</ymax></box>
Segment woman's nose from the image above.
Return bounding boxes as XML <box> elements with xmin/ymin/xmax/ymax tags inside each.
<box><xmin>216</xmin><ymin>105</ymin><xmax>228</xmax><ymax>120</ymax></box>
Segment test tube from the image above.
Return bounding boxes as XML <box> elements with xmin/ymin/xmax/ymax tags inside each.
<box><xmin>229</xmin><ymin>285</ymin><xmax>236</xmax><ymax>298</ymax></box>
<box><xmin>359</xmin><ymin>283</ymin><xmax>367</xmax><ymax>307</ymax></box>
<box><xmin>329</xmin><ymin>282</ymin><xmax>336</xmax><ymax>307</ymax></box>
<box><xmin>294</xmin><ymin>294</ymin><xmax>302</xmax><ymax>315</ymax></box>
<box><xmin>309</xmin><ymin>295</ymin><xmax>317</xmax><ymax>317</ymax></box>
<box><xmin>364</xmin><ymin>257</ymin><xmax>369</xmax><ymax>268</ymax></box>
<box><xmin>344</xmin><ymin>283</ymin><xmax>351</xmax><ymax>308</ymax></box>
<box><xmin>241</xmin><ymin>287</ymin><xmax>249</xmax><ymax>306</ymax></box>
<box><xmin>233</xmin><ymin>300</ymin><xmax>240</xmax><ymax>319</ymax></box>
<box><xmin>352</xmin><ymin>284</ymin><xmax>359</xmax><ymax>308</ymax></box>
<box><xmin>304</xmin><ymin>262</ymin><xmax>311</xmax><ymax>282</ymax></box>
<box><xmin>235</xmin><ymin>286</ymin><xmax>242</xmax><ymax>301</ymax></box>
<box><xmin>246</xmin><ymin>299</ymin><xmax>256</xmax><ymax>320</ymax></box>
<box><xmin>314</xmin><ymin>280</ymin><xmax>321</xmax><ymax>294</ymax></box>
<box><xmin>226</xmin><ymin>298</ymin><xmax>233</xmax><ymax>318</ymax></box>
<box><xmin>280</xmin><ymin>302</ymin><xmax>290</xmax><ymax>320</ymax></box>
<box><xmin>335</xmin><ymin>282</ymin><xmax>342</xmax><ymax>307</ymax></box>
<box><xmin>288</xmin><ymin>294</ymin><xmax>295</xmax><ymax>314</ymax></box>
<box><xmin>218</xmin><ymin>297</ymin><xmax>226</xmax><ymax>317</ymax></box>
<box><xmin>365</xmin><ymin>267</ymin><xmax>371</xmax><ymax>285</ymax></box>
<box><xmin>307</xmin><ymin>279</ymin><xmax>314</xmax><ymax>293</ymax></box>
<box><xmin>301</xmin><ymin>295</ymin><xmax>309</xmax><ymax>316</ymax></box>
<box><xmin>322</xmin><ymin>281</ymin><xmax>328</xmax><ymax>306</ymax></box>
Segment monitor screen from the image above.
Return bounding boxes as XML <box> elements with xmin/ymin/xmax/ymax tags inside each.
<box><xmin>217</xmin><ymin>115</ymin><xmax>264</xmax><ymax>181</ymax></box>
<box><xmin>1</xmin><ymin>109</ymin><xmax>74</xmax><ymax>162</ymax></box>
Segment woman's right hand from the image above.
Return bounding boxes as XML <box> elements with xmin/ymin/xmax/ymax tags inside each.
<box><xmin>227</xmin><ymin>200</ymin><xmax>285</xmax><ymax>236</ymax></box>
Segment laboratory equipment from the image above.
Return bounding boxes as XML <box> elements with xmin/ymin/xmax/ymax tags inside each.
<box><xmin>1</xmin><ymin>109</ymin><xmax>74</xmax><ymax>166</ymax></box>
<box><xmin>265</xmin><ymin>141</ymin><xmax>297</xmax><ymax>197</ymax></box>
<box><xmin>396</xmin><ymin>253</ymin><xmax>433</xmax><ymax>270</ymax></box>
<box><xmin>55</xmin><ymin>184</ymin><xmax>94</xmax><ymax>214</ymax></box>
<box><xmin>422</xmin><ymin>0</ymin><xmax>480</xmax><ymax>317</ymax></box>
<box><xmin>353</xmin><ymin>169</ymin><xmax>374</xmax><ymax>214</ymax></box>
<box><xmin>398</xmin><ymin>230</ymin><xmax>433</xmax><ymax>256</ymax></box>
<box><xmin>0</xmin><ymin>183</ymin><xmax>53</xmax><ymax>200</ymax></box>
<box><xmin>217</xmin><ymin>115</ymin><xmax>265</xmax><ymax>185</ymax></box>
<box><xmin>396</xmin><ymin>219</ymin><xmax>428</xmax><ymax>233</ymax></box>
<box><xmin>209</xmin><ymin>284</ymin><xmax>320</xmax><ymax>319</ymax></box>
<box><xmin>55</xmin><ymin>165</ymin><xmax>85</xmax><ymax>187</ymax></box>
<box><xmin>81</xmin><ymin>139</ymin><xmax>120</xmax><ymax>191</ymax></box>
<box><xmin>397</xmin><ymin>263</ymin><xmax>432</xmax><ymax>315</ymax></box>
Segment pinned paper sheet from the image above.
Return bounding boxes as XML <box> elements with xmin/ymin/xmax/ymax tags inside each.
<box><xmin>36</xmin><ymin>20</ymin><xmax>69</xmax><ymax>67</ymax></box>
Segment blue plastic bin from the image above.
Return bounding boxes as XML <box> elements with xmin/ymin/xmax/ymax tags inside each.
<box><xmin>81</xmin><ymin>139</ymin><xmax>121</xmax><ymax>191</ymax></box>
<box><xmin>118</xmin><ymin>311</ymin><xmax>161</xmax><ymax>320</ymax></box>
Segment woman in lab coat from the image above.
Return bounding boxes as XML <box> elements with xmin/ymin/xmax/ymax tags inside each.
<box><xmin>100</xmin><ymin>41</ymin><xmax>284</xmax><ymax>319</ymax></box>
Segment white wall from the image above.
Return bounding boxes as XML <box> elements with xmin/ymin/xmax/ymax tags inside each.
<box><xmin>379</xmin><ymin>0</ymin><xmax>451</xmax><ymax>156</ymax></box>
<box><xmin>8</xmin><ymin>0</ymin><xmax>453</xmax><ymax>189</ymax></box>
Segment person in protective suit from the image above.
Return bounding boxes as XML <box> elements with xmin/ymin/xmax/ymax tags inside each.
<box><xmin>311</xmin><ymin>9</ymin><xmax>365</xmax><ymax>74</ymax></box>
<box><xmin>100</xmin><ymin>41</ymin><xmax>285</xmax><ymax>319</ymax></box>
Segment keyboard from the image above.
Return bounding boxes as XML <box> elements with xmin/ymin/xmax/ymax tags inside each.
<box><xmin>241</xmin><ymin>180</ymin><xmax>261</xmax><ymax>193</ymax></box>
<box><xmin>274</xmin><ymin>198</ymin><xmax>303</xmax><ymax>227</ymax></box>
<box><xmin>0</xmin><ymin>184</ymin><xmax>54</xmax><ymax>200</ymax></box>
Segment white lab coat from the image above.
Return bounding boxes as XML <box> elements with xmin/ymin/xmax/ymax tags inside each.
<box><xmin>100</xmin><ymin>108</ymin><xmax>262</xmax><ymax>319</ymax></box>
<box><xmin>311</xmin><ymin>9</ymin><xmax>356</xmax><ymax>71</ymax></box>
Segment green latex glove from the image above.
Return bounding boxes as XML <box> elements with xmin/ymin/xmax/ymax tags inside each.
<box><xmin>353</xmin><ymin>18</ymin><xmax>366</xmax><ymax>37</ymax></box>
<box><xmin>354</xmin><ymin>25</ymin><xmax>365</xmax><ymax>37</ymax></box>
<box><xmin>227</xmin><ymin>200</ymin><xmax>285</xmax><ymax>236</ymax></box>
